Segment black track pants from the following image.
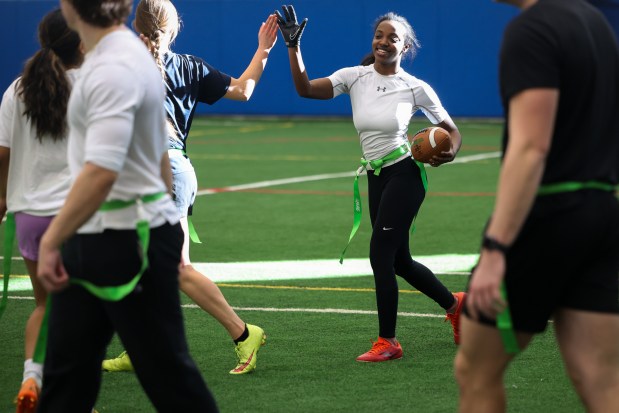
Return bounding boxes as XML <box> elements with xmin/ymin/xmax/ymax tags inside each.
<box><xmin>38</xmin><ymin>223</ymin><xmax>218</xmax><ymax>412</ymax></box>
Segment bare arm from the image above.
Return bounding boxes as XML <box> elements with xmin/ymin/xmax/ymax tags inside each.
<box><xmin>160</xmin><ymin>151</ymin><xmax>173</xmax><ymax>194</ymax></box>
<box><xmin>286</xmin><ymin>46</ymin><xmax>333</xmax><ymax>100</ymax></box>
<box><xmin>38</xmin><ymin>163</ymin><xmax>117</xmax><ymax>292</ymax></box>
<box><xmin>42</xmin><ymin>163</ymin><xmax>117</xmax><ymax>248</ymax></box>
<box><xmin>0</xmin><ymin>147</ymin><xmax>9</xmax><ymax>221</ymax></box>
<box><xmin>487</xmin><ymin>88</ymin><xmax>557</xmax><ymax>245</ymax></box>
<box><xmin>466</xmin><ymin>88</ymin><xmax>558</xmax><ymax>319</ymax></box>
<box><xmin>225</xmin><ymin>14</ymin><xmax>278</xmax><ymax>101</ymax></box>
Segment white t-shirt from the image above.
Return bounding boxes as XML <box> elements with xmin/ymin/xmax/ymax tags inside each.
<box><xmin>328</xmin><ymin>65</ymin><xmax>450</xmax><ymax>168</ymax></box>
<box><xmin>0</xmin><ymin>70</ymin><xmax>78</xmax><ymax>216</ymax></box>
<box><xmin>67</xmin><ymin>29</ymin><xmax>179</xmax><ymax>233</ymax></box>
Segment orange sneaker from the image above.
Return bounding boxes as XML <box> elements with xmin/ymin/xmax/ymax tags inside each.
<box><xmin>15</xmin><ymin>377</ymin><xmax>39</xmax><ymax>413</ymax></box>
<box><xmin>445</xmin><ymin>292</ymin><xmax>466</xmax><ymax>345</ymax></box>
<box><xmin>356</xmin><ymin>337</ymin><xmax>403</xmax><ymax>362</ymax></box>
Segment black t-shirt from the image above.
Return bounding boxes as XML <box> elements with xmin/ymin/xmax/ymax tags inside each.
<box><xmin>163</xmin><ymin>52</ymin><xmax>231</xmax><ymax>152</ymax></box>
<box><xmin>500</xmin><ymin>0</ymin><xmax>619</xmax><ymax>188</ymax></box>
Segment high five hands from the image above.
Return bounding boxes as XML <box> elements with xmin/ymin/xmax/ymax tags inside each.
<box><xmin>275</xmin><ymin>5</ymin><xmax>308</xmax><ymax>47</ymax></box>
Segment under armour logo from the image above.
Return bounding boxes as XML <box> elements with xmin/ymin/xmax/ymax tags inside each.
<box><xmin>377</xmin><ymin>86</ymin><xmax>386</xmax><ymax>92</ymax></box>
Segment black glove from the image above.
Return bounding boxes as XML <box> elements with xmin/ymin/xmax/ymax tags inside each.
<box><xmin>275</xmin><ymin>5</ymin><xmax>308</xmax><ymax>48</ymax></box>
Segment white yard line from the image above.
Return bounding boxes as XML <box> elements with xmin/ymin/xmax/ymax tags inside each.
<box><xmin>184</xmin><ymin>304</ymin><xmax>444</xmax><ymax>318</ymax></box>
<box><xmin>197</xmin><ymin>152</ymin><xmax>501</xmax><ymax>196</ymax></box>
<box><xmin>190</xmin><ymin>255</ymin><xmax>476</xmax><ymax>282</ymax></box>
<box><xmin>2</xmin><ymin>254</ymin><xmax>477</xmax><ymax>293</ymax></box>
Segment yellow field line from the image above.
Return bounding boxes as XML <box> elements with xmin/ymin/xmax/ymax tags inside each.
<box><xmin>217</xmin><ymin>283</ymin><xmax>421</xmax><ymax>294</ymax></box>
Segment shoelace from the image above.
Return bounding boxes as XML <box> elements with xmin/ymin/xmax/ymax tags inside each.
<box><xmin>368</xmin><ymin>340</ymin><xmax>394</xmax><ymax>354</ymax></box>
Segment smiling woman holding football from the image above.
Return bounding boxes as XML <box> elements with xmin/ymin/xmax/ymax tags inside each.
<box><xmin>277</xmin><ymin>5</ymin><xmax>465</xmax><ymax>362</ymax></box>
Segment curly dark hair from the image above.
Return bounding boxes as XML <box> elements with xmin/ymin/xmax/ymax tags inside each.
<box><xmin>17</xmin><ymin>8</ymin><xmax>82</xmax><ymax>142</ymax></box>
<box><xmin>66</xmin><ymin>0</ymin><xmax>133</xmax><ymax>27</ymax></box>
<box><xmin>360</xmin><ymin>12</ymin><xmax>421</xmax><ymax>66</ymax></box>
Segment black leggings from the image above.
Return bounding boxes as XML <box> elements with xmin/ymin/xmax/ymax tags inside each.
<box><xmin>38</xmin><ymin>223</ymin><xmax>218</xmax><ymax>413</ymax></box>
<box><xmin>367</xmin><ymin>158</ymin><xmax>454</xmax><ymax>338</ymax></box>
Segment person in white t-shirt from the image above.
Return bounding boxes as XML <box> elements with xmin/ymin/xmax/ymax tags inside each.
<box><xmin>277</xmin><ymin>5</ymin><xmax>466</xmax><ymax>362</ymax></box>
<box><xmin>36</xmin><ymin>0</ymin><xmax>218</xmax><ymax>411</ymax></box>
<box><xmin>0</xmin><ymin>8</ymin><xmax>82</xmax><ymax>411</ymax></box>
<box><xmin>101</xmin><ymin>0</ymin><xmax>276</xmax><ymax>376</ymax></box>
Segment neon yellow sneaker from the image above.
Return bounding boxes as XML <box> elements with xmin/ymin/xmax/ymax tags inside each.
<box><xmin>102</xmin><ymin>351</ymin><xmax>133</xmax><ymax>372</ymax></box>
<box><xmin>229</xmin><ymin>324</ymin><xmax>266</xmax><ymax>375</ymax></box>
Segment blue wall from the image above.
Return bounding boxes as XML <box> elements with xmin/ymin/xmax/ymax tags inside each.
<box><xmin>0</xmin><ymin>1</ymin><xmax>616</xmax><ymax>117</ymax></box>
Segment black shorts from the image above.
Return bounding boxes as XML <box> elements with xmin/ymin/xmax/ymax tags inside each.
<box><xmin>469</xmin><ymin>190</ymin><xmax>619</xmax><ymax>333</ymax></box>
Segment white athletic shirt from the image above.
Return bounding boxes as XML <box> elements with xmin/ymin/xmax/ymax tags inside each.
<box><xmin>328</xmin><ymin>65</ymin><xmax>449</xmax><ymax>168</ymax></box>
<box><xmin>0</xmin><ymin>70</ymin><xmax>78</xmax><ymax>216</ymax></box>
<box><xmin>67</xmin><ymin>29</ymin><xmax>179</xmax><ymax>233</ymax></box>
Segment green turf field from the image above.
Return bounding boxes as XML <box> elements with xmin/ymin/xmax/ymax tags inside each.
<box><xmin>0</xmin><ymin>117</ymin><xmax>584</xmax><ymax>412</ymax></box>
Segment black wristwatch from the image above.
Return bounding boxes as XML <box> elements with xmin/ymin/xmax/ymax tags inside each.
<box><xmin>482</xmin><ymin>235</ymin><xmax>509</xmax><ymax>255</ymax></box>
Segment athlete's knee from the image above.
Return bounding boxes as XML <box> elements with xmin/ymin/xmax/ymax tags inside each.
<box><xmin>369</xmin><ymin>237</ymin><xmax>398</xmax><ymax>265</ymax></box>
<box><xmin>393</xmin><ymin>257</ymin><xmax>414</xmax><ymax>276</ymax></box>
<box><xmin>455</xmin><ymin>349</ymin><xmax>504</xmax><ymax>392</ymax></box>
<box><xmin>454</xmin><ymin>350</ymin><xmax>474</xmax><ymax>388</ymax></box>
<box><xmin>178</xmin><ymin>264</ymin><xmax>195</xmax><ymax>284</ymax></box>
<box><xmin>566</xmin><ymin>358</ymin><xmax>619</xmax><ymax>401</ymax></box>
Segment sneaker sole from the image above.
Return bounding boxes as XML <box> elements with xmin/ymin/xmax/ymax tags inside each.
<box><xmin>356</xmin><ymin>353</ymin><xmax>403</xmax><ymax>363</ymax></box>
<box><xmin>229</xmin><ymin>333</ymin><xmax>267</xmax><ymax>375</ymax></box>
<box><xmin>356</xmin><ymin>356</ymin><xmax>403</xmax><ymax>363</ymax></box>
<box><xmin>102</xmin><ymin>365</ymin><xmax>134</xmax><ymax>372</ymax></box>
<box><xmin>15</xmin><ymin>395</ymin><xmax>37</xmax><ymax>413</ymax></box>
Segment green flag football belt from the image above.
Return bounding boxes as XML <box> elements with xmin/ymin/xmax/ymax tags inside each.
<box><xmin>537</xmin><ymin>180</ymin><xmax>615</xmax><ymax>195</ymax></box>
<box><xmin>339</xmin><ymin>144</ymin><xmax>428</xmax><ymax>263</ymax></box>
<box><xmin>34</xmin><ymin>192</ymin><xmax>168</xmax><ymax>363</ymax></box>
<box><xmin>69</xmin><ymin>191</ymin><xmax>167</xmax><ymax>301</ymax></box>
<box><xmin>498</xmin><ymin>180</ymin><xmax>617</xmax><ymax>355</ymax></box>
<box><xmin>0</xmin><ymin>212</ymin><xmax>16</xmax><ymax>321</ymax></box>
<box><xmin>1</xmin><ymin>191</ymin><xmax>168</xmax><ymax>362</ymax></box>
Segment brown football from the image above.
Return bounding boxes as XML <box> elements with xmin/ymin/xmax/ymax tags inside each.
<box><xmin>409</xmin><ymin>127</ymin><xmax>452</xmax><ymax>163</ymax></box>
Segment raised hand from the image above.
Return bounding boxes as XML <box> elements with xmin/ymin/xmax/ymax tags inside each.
<box><xmin>258</xmin><ymin>14</ymin><xmax>279</xmax><ymax>51</ymax></box>
<box><xmin>275</xmin><ymin>4</ymin><xmax>308</xmax><ymax>48</ymax></box>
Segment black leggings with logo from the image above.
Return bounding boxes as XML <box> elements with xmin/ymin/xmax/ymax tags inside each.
<box><xmin>367</xmin><ymin>157</ymin><xmax>455</xmax><ymax>338</ymax></box>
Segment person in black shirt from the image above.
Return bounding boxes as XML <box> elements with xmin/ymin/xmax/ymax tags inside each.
<box><xmin>455</xmin><ymin>0</ymin><xmax>619</xmax><ymax>412</ymax></box>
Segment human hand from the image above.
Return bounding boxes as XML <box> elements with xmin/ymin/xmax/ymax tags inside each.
<box><xmin>465</xmin><ymin>250</ymin><xmax>507</xmax><ymax>320</ymax></box>
<box><xmin>258</xmin><ymin>14</ymin><xmax>279</xmax><ymax>51</ymax></box>
<box><xmin>37</xmin><ymin>240</ymin><xmax>70</xmax><ymax>292</ymax></box>
<box><xmin>275</xmin><ymin>5</ymin><xmax>308</xmax><ymax>48</ymax></box>
<box><xmin>428</xmin><ymin>145</ymin><xmax>456</xmax><ymax>167</ymax></box>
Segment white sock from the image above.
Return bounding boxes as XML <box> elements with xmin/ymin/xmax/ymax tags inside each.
<box><xmin>23</xmin><ymin>359</ymin><xmax>43</xmax><ymax>388</ymax></box>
